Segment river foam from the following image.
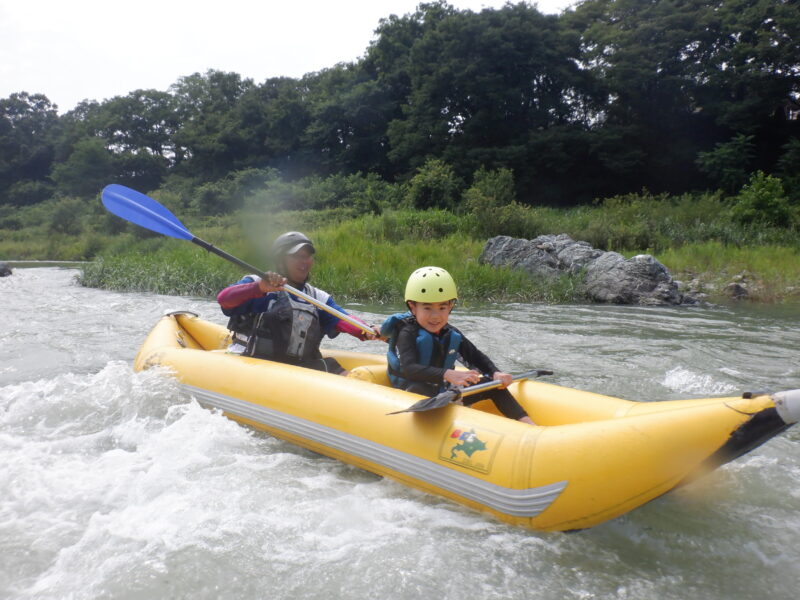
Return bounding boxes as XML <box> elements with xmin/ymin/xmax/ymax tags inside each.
<box><xmin>2</xmin><ymin>268</ymin><xmax>799</xmax><ymax>599</ymax></box>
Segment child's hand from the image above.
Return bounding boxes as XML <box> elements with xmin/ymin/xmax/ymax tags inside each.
<box><xmin>444</xmin><ymin>369</ymin><xmax>482</xmax><ymax>387</ymax></box>
<box><xmin>492</xmin><ymin>371</ymin><xmax>513</xmax><ymax>388</ymax></box>
<box><xmin>258</xmin><ymin>271</ymin><xmax>287</xmax><ymax>293</ymax></box>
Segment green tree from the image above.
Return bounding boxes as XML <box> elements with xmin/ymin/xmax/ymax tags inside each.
<box><xmin>385</xmin><ymin>2</ymin><xmax>590</xmax><ymax>191</ymax></box>
<box><xmin>685</xmin><ymin>0</ymin><xmax>800</xmax><ymax>133</ymax></box>
<box><xmin>696</xmin><ymin>133</ymin><xmax>756</xmax><ymax>194</ymax></box>
<box><xmin>51</xmin><ymin>90</ymin><xmax>178</xmax><ymax>195</ymax></box>
<box><xmin>567</xmin><ymin>0</ymin><xmax>800</xmax><ymax>193</ymax></box>
<box><xmin>303</xmin><ymin>64</ymin><xmax>395</xmax><ymax>177</ymax></box>
<box><xmin>0</xmin><ymin>92</ymin><xmax>59</xmax><ymax>204</ymax></box>
<box><xmin>776</xmin><ymin>137</ymin><xmax>800</xmax><ymax>202</ymax></box>
<box><xmin>565</xmin><ymin>0</ymin><xmax>721</xmax><ymax>193</ymax></box>
<box><xmin>227</xmin><ymin>77</ymin><xmax>312</xmax><ymax>176</ymax></box>
<box><xmin>50</xmin><ymin>138</ymin><xmax>116</xmax><ymax>197</ymax></box>
<box><xmin>171</xmin><ymin>70</ymin><xmax>255</xmax><ymax>180</ymax></box>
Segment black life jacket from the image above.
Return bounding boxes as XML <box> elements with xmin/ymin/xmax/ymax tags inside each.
<box><xmin>228</xmin><ymin>287</ymin><xmax>326</xmax><ymax>363</ymax></box>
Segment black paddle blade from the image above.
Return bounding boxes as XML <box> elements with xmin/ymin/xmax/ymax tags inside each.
<box><xmin>386</xmin><ymin>369</ymin><xmax>554</xmax><ymax>416</ymax></box>
<box><xmin>387</xmin><ymin>389</ymin><xmax>461</xmax><ymax>415</ymax></box>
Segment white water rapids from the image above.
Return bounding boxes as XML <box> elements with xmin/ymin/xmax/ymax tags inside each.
<box><xmin>2</xmin><ymin>268</ymin><xmax>799</xmax><ymax>599</ymax></box>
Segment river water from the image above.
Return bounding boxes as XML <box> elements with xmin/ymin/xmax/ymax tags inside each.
<box><xmin>2</xmin><ymin>267</ymin><xmax>799</xmax><ymax>600</ymax></box>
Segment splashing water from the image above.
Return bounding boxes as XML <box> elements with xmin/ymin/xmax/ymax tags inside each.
<box><xmin>1</xmin><ymin>269</ymin><xmax>799</xmax><ymax>599</ymax></box>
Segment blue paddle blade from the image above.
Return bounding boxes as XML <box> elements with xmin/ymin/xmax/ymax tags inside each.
<box><xmin>101</xmin><ymin>184</ymin><xmax>193</xmax><ymax>241</ymax></box>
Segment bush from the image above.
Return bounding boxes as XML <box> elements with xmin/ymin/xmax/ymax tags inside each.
<box><xmin>79</xmin><ymin>244</ymin><xmax>239</xmax><ymax>296</ymax></box>
<box><xmin>463</xmin><ymin>167</ymin><xmax>542</xmax><ymax>238</ymax></box>
<box><xmin>730</xmin><ymin>171</ymin><xmax>791</xmax><ymax>228</ymax></box>
<box><xmin>0</xmin><ymin>212</ymin><xmax>23</xmax><ymax>230</ymax></box>
<box><xmin>578</xmin><ymin>193</ymin><xmax>659</xmax><ymax>250</ymax></box>
<box><xmin>463</xmin><ymin>167</ymin><xmax>517</xmax><ymax>212</ymax></box>
<box><xmin>405</xmin><ymin>159</ymin><xmax>463</xmax><ymax>210</ymax></box>
<box><xmin>190</xmin><ymin>168</ymin><xmax>280</xmax><ymax>214</ymax></box>
<box><xmin>241</xmin><ymin>172</ymin><xmax>402</xmax><ymax>214</ymax></box>
<box><xmin>6</xmin><ymin>179</ymin><xmax>54</xmax><ymax>206</ymax></box>
<box><xmin>47</xmin><ymin>197</ymin><xmax>87</xmax><ymax>235</ymax></box>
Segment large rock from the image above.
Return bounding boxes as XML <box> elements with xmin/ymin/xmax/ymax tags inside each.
<box><xmin>0</xmin><ymin>262</ymin><xmax>11</xmax><ymax>277</ymax></box>
<box><xmin>480</xmin><ymin>234</ymin><xmax>686</xmax><ymax>305</ymax></box>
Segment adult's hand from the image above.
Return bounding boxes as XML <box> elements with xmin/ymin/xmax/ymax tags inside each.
<box><xmin>258</xmin><ymin>271</ymin><xmax>287</xmax><ymax>293</ymax></box>
<box><xmin>362</xmin><ymin>325</ymin><xmax>383</xmax><ymax>341</ymax></box>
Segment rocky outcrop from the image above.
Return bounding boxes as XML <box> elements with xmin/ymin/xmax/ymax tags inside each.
<box><xmin>0</xmin><ymin>262</ymin><xmax>11</xmax><ymax>277</ymax></box>
<box><xmin>480</xmin><ymin>234</ymin><xmax>689</xmax><ymax>305</ymax></box>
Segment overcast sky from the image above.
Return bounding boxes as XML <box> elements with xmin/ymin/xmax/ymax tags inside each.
<box><xmin>1</xmin><ymin>0</ymin><xmax>576</xmax><ymax>114</ymax></box>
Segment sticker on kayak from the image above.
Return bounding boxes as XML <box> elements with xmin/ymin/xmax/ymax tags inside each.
<box><xmin>439</xmin><ymin>424</ymin><xmax>503</xmax><ymax>473</ymax></box>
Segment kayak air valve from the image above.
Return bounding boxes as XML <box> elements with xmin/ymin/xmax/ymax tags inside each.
<box><xmin>772</xmin><ymin>389</ymin><xmax>800</xmax><ymax>424</ymax></box>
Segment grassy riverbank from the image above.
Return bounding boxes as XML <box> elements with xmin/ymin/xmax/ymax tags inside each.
<box><xmin>76</xmin><ymin>203</ymin><xmax>800</xmax><ymax>304</ymax></box>
<box><xmin>77</xmin><ymin>227</ymin><xmax>583</xmax><ymax>304</ymax></box>
<box><xmin>656</xmin><ymin>242</ymin><xmax>800</xmax><ymax>302</ymax></box>
<box><xmin>4</xmin><ymin>185</ymin><xmax>799</xmax><ymax>303</ymax></box>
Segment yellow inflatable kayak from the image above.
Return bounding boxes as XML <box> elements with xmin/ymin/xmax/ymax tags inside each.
<box><xmin>134</xmin><ymin>311</ymin><xmax>800</xmax><ymax>532</ymax></box>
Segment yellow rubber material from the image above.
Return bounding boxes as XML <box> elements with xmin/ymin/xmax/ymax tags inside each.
<box><xmin>134</xmin><ymin>313</ymin><xmax>783</xmax><ymax>532</ymax></box>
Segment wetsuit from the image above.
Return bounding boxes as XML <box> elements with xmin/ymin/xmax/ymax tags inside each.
<box><xmin>390</xmin><ymin>316</ymin><xmax>529</xmax><ymax>420</ymax></box>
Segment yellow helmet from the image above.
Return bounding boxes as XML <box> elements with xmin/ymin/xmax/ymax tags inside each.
<box><xmin>404</xmin><ymin>266</ymin><xmax>458</xmax><ymax>303</ymax></box>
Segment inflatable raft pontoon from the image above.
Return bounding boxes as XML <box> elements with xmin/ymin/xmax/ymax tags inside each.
<box><xmin>134</xmin><ymin>311</ymin><xmax>800</xmax><ymax>532</ymax></box>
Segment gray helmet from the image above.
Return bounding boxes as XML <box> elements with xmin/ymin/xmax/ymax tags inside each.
<box><xmin>272</xmin><ymin>231</ymin><xmax>315</xmax><ymax>258</ymax></box>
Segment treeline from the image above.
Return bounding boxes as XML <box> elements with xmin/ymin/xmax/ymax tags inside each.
<box><xmin>1</xmin><ymin>0</ymin><xmax>799</xmax><ymax>214</ymax></box>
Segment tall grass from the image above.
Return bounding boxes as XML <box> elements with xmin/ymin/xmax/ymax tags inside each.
<box><xmin>79</xmin><ymin>243</ymin><xmax>240</xmax><ymax>297</ymax></box>
<box><xmin>5</xmin><ymin>186</ymin><xmax>795</xmax><ymax>303</ymax></box>
<box><xmin>78</xmin><ymin>225</ymin><xmax>581</xmax><ymax>303</ymax></box>
<box><xmin>657</xmin><ymin>242</ymin><xmax>800</xmax><ymax>302</ymax></box>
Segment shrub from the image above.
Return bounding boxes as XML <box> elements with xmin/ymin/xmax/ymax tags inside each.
<box><xmin>47</xmin><ymin>197</ymin><xmax>87</xmax><ymax>235</ymax></box>
<box><xmin>6</xmin><ymin>179</ymin><xmax>54</xmax><ymax>206</ymax></box>
<box><xmin>463</xmin><ymin>167</ymin><xmax>517</xmax><ymax>212</ymax></box>
<box><xmin>405</xmin><ymin>159</ymin><xmax>463</xmax><ymax>210</ymax></box>
<box><xmin>190</xmin><ymin>168</ymin><xmax>280</xmax><ymax>214</ymax></box>
<box><xmin>730</xmin><ymin>171</ymin><xmax>791</xmax><ymax>227</ymax></box>
<box><xmin>463</xmin><ymin>167</ymin><xmax>541</xmax><ymax>238</ymax></box>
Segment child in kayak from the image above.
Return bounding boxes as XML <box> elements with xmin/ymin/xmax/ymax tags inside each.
<box><xmin>381</xmin><ymin>266</ymin><xmax>535</xmax><ymax>424</ymax></box>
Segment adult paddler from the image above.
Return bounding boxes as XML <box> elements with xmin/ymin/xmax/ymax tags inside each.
<box><xmin>217</xmin><ymin>231</ymin><xmax>379</xmax><ymax>374</ymax></box>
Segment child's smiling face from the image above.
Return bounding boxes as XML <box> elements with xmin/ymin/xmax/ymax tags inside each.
<box><xmin>408</xmin><ymin>300</ymin><xmax>454</xmax><ymax>334</ymax></box>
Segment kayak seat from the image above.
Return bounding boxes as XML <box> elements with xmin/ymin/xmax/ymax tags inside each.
<box><xmin>348</xmin><ymin>364</ymin><xmax>392</xmax><ymax>387</ymax></box>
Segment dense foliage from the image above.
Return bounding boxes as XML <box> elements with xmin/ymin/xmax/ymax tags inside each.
<box><xmin>20</xmin><ymin>183</ymin><xmax>797</xmax><ymax>303</ymax></box>
<box><xmin>1</xmin><ymin>0</ymin><xmax>798</xmax><ymax>213</ymax></box>
<box><xmin>3</xmin><ymin>0</ymin><xmax>799</xmax><ymax>303</ymax></box>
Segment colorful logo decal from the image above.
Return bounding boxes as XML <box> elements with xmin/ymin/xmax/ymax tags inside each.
<box><xmin>439</xmin><ymin>423</ymin><xmax>503</xmax><ymax>473</ymax></box>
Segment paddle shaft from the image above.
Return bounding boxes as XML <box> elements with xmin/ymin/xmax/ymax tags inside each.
<box><xmin>190</xmin><ymin>236</ymin><xmax>375</xmax><ymax>336</ymax></box>
<box><xmin>457</xmin><ymin>369</ymin><xmax>550</xmax><ymax>399</ymax></box>
<box><xmin>100</xmin><ymin>184</ymin><xmax>374</xmax><ymax>337</ymax></box>
<box><xmin>386</xmin><ymin>368</ymin><xmax>553</xmax><ymax>414</ymax></box>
